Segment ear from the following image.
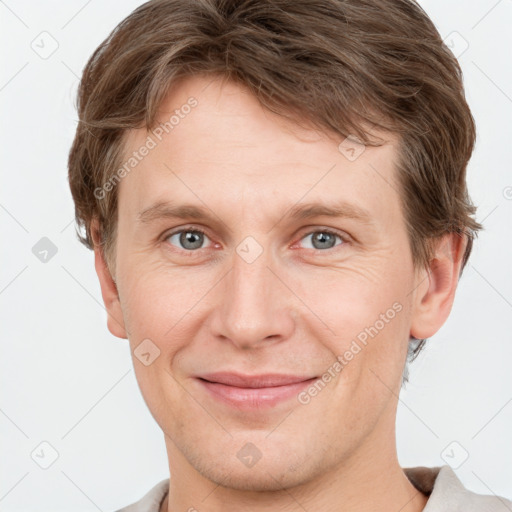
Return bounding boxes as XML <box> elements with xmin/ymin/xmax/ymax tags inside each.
<box><xmin>90</xmin><ymin>218</ymin><xmax>128</xmax><ymax>339</ymax></box>
<box><xmin>410</xmin><ymin>232</ymin><xmax>468</xmax><ymax>340</ymax></box>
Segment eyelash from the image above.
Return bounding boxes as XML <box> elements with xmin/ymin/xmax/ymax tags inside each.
<box><xmin>161</xmin><ymin>225</ymin><xmax>349</xmax><ymax>255</ymax></box>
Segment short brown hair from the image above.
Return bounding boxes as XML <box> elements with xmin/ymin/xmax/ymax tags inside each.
<box><xmin>68</xmin><ymin>0</ymin><xmax>482</xmax><ymax>364</ymax></box>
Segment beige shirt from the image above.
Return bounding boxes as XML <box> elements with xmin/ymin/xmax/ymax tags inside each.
<box><xmin>115</xmin><ymin>465</ymin><xmax>512</xmax><ymax>511</ymax></box>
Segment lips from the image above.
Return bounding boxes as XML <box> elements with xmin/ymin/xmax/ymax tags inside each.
<box><xmin>198</xmin><ymin>372</ymin><xmax>316</xmax><ymax>388</ymax></box>
<box><xmin>195</xmin><ymin>372</ymin><xmax>318</xmax><ymax>410</ymax></box>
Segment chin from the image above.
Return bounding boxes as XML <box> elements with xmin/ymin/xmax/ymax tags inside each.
<box><xmin>200</xmin><ymin>461</ymin><xmax>314</xmax><ymax>492</ymax></box>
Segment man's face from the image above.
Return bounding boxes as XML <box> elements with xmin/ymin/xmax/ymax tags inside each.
<box><xmin>111</xmin><ymin>75</ymin><xmax>421</xmax><ymax>490</ymax></box>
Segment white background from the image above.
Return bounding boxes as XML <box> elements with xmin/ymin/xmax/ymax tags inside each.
<box><xmin>1</xmin><ymin>0</ymin><xmax>511</xmax><ymax>510</ymax></box>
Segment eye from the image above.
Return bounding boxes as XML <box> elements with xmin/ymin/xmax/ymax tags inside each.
<box><xmin>297</xmin><ymin>229</ymin><xmax>346</xmax><ymax>251</ymax></box>
<box><xmin>165</xmin><ymin>228</ymin><xmax>212</xmax><ymax>251</ymax></box>
<box><xmin>162</xmin><ymin>226</ymin><xmax>347</xmax><ymax>254</ymax></box>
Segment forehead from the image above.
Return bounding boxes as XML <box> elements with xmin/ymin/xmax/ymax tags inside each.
<box><xmin>117</xmin><ymin>75</ymin><xmax>403</xmax><ymax>231</ymax></box>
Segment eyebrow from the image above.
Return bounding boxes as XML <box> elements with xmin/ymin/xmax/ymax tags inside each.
<box><xmin>137</xmin><ymin>200</ymin><xmax>373</xmax><ymax>226</ymax></box>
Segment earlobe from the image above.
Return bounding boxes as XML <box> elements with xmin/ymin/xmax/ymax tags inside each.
<box><xmin>91</xmin><ymin>219</ymin><xmax>128</xmax><ymax>340</ymax></box>
<box><xmin>410</xmin><ymin>232</ymin><xmax>468</xmax><ymax>340</ymax></box>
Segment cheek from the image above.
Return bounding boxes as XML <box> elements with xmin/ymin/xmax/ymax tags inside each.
<box><xmin>289</xmin><ymin>260</ymin><xmax>413</xmax><ymax>393</ymax></box>
<box><xmin>119</xmin><ymin>258</ymin><xmax>207</xmax><ymax>334</ymax></box>
<box><xmin>121</xmin><ymin>267</ymin><xmax>196</xmax><ymax>419</ymax></box>
<box><xmin>289</xmin><ymin>260</ymin><xmax>407</xmax><ymax>335</ymax></box>
<box><xmin>118</xmin><ymin>264</ymin><xmax>221</xmax><ymax>410</ymax></box>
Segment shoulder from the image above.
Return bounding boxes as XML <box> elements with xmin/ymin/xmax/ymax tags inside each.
<box><xmin>113</xmin><ymin>479</ymin><xmax>169</xmax><ymax>512</ymax></box>
<box><xmin>404</xmin><ymin>465</ymin><xmax>512</xmax><ymax>511</ymax></box>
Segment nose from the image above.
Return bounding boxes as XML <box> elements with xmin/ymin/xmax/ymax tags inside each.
<box><xmin>209</xmin><ymin>244</ymin><xmax>296</xmax><ymax>350</ymax></box>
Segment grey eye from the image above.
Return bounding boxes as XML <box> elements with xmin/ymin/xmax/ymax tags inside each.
<box><xmin>300</xmin><ymin>231</ymin><xmax>343</xmax><ymax>250</ymax></box>
<box><xmin>167</xmin><ymin>230</ymin><xmax>209</xmax><ymax>250</ymax></box>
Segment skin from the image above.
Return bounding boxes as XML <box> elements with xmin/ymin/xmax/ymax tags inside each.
<box><xmin>92</xmin><ymin>75</ymin><xmax>466</xmax><ymax>512</ymax></box>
